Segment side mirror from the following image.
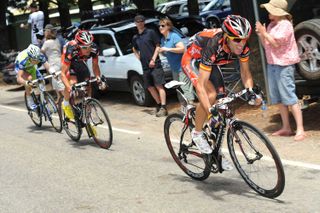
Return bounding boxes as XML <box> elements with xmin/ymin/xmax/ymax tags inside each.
<box><xmin>180</xmin><ymin>27</ymin><xmax>188</xmax><ymax>36</ymax></box>
<box><xmin>102</xmin><ymin>47</ymin><xmax>116</xmax><ymax>57</ymax></box>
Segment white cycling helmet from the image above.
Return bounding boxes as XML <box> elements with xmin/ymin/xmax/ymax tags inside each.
<box><xmin>27</xmin><ymin>44</ymin><xmax>41</xmax><ymax>60</ymax></box>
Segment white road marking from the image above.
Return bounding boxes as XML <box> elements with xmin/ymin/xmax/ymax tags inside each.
<box><xmin>0</xmin><ymin>104</ymin><xmax>141</xmax><ymax>135</ymax></box>
<box><xmin>221</xmin><ymin>148</ymin><xmax>320</xmax><ymax>171</ymax></box>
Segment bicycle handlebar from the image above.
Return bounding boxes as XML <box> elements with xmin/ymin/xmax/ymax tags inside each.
<box><xmin>29</xmin><ymin>71</ymin><xmax>62</xmax><ymax>84</ymax></box>
<box><xmin>71</xmin><ymin>75</ymin><xmax>107</xmax><ymax>90</ymax></box>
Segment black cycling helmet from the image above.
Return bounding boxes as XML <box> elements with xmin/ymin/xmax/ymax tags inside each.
<box><xmin>221</xmin><ymin>15</ymin><xmax>252</xmax><ymax>39</ymax></box>
<box><xmin>75</xmin><ymin>30</ymin><xmax>94</xmax><ymax>46</ymax></box>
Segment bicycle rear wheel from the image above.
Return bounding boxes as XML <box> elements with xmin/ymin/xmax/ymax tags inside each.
<box><xmin>227</xmin><ymin>120</ymin><xmax>285</xmax><ymax>198</ymax></box>
<box><xmin>24</xmin><ymin>92</ymin><xmax>42</xmax><ymax>127</ymax></box>
<box><xmin>85</xmin><ymin>98</ymin><xmax>113</xmax><ymax>149</ymax></box>
<box><xmin>62</xmin><ymin>104</ymin><xmax>82</xmax><ymax>141</ymax></box>
<box><xmin>164</xmin><ymin>113</ymin><xmax>211</xmax><ymax>181</ymax></box>
<box><xmin>43</xmin><ymin>92</ymin><xmax>62</xmax><ymax>132</ymax></box>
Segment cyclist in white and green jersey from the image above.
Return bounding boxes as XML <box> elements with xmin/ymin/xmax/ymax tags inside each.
<box><xmin>15</xmin><ymin>44</ymin><xmax>56</xmax><ymax>109</ymax></box>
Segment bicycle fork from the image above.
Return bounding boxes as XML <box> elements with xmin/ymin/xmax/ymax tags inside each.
<box><xmin>229</xmin><ymin>121</ymin><xmax>263</xmax><ymax>164</ymax></box>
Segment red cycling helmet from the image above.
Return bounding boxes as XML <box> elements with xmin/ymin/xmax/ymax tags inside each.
<box><xmin>221</xmin><ymin>15</ymin><xmax>252</xmax><ymax>39</ymax></box>
<box><xmin>75</xmin><ymin>30</ymin><xmax>94</xmax><ymax>46</ymax></box>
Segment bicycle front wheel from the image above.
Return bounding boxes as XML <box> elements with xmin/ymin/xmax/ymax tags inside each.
<box><xmin>24</xmin><ymin>92</ymin><xmax>42</xmax><ymax>127</ymax></box>
<box><xmin>227</xmin><ymin>120</ymin><xmax>285</xmax><ymax>198</ymax></box>
<box><xmin>164</xmin><ymin>113</ymin><xmax>211</xmax><ymax>181</ymax></box>
<box><xmin>43</xmin><ymin>92</ymin><xmax>62</xmax><ymax>132</ymax></box>
<box><xmin>85</xmin><ymin>98</ymin><xmax>113</xmax><ymax>149</ymax></box>
<box><xmin>62</xmin><ymin>104</ymin><xmax>82</xmax><ymax>141</ymax></box>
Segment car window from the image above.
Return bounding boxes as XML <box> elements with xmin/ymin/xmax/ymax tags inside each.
<box><xmin>115</xmin><ymin>27</ymin><xmax>138</xmax><ymax>55</ymax></box>
<box><xmin>182</xmin><ymin>5</ymin><xmax>188</xmax><ymax>13</ymax></box>
<box><xmin>222</xmin><ymin>0</ymin><xmax>230</xmax><ymax>7</ymax></box>
<box><xmin>166</xmin><ymin>5</ymin><xmax>181</xmax><ymax>15</ymax></box>
<box><xmin>93</xmin><ymin>33</ymin><xmax>119</xmax><ymax>56</ymax></box>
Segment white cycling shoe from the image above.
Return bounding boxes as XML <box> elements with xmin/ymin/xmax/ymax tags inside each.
<box><xmin>221</xmin><ymin>155</ymin><xmax>234</xmax><ymax>171</ymax></box>
<box><xmin>191</xmin><ymin>129</ymin><xmax>213</xmax><ymax>154</ymax></box>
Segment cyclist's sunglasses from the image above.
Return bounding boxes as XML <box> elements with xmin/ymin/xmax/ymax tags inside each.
<box><xmin>79</xmin><ymin>45</ymin><xmax>92</xmax><ymax>49</ymax></box>
<box><xmin>227</xmin><ymin>36</ymin><xmax>247</xmax><ymax>43</ymax></box>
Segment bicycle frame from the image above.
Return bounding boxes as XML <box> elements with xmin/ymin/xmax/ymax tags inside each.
<box><xmin>29</xmin><ymin>73</ymin><xmax>60</xmax><ymax>120</ymax></box>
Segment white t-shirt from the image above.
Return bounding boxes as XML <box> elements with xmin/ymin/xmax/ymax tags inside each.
<box><xmin>28</xmin><ymin>11</ymin><xmax>44</xmax><ymax>45</ymax></box>
<box><xmin>41</xmin><ymin>38</ymin><xmax>61</xmax><ymax>70</ymax></box>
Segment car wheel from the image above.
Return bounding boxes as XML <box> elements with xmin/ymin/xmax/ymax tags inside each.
<box><xmin>295</xmin><ymin>19</ymin><xmax>320</xmax><ymax>80</ymax></box>
<box><xmin>207</xmin><ymin>18</ymin><xmax>220</xmax><ymax>29</ymax></box>
<box><xmin>129</xmin><ymin>75</ymin><xmax>153</xmax><ymax>106</ymax></box>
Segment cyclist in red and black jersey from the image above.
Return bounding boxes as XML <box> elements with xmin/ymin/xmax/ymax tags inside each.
<box><xmin>60</xmin><ymin>30</ymin><xmax>102</xmax><ymax>119</ymax></box>
<box><xmin>182</xmin><ymin>15</ymin><xmax>261</xmax><ymax>161</ymax></box>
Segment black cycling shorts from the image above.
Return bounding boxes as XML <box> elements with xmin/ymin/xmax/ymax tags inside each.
<box><xmin>69</xmin><ymin>61</ymin><xmax>91</xmax><ymax>83</ymax></box>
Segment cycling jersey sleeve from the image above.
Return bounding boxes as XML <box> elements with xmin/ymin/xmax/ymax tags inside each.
<box><xmin>200</xmin><ymin>44</ymin><xmax>216</xmax><ymax>72</ymax></box>
<box><xmin>239</xmin><ymin>45</ymin><xmax>250</xmax><ymax>62</ymax></box>
<box><xmin>62</xmin><ymin>43</ymin><xmax>75</xmax><ymax>65</ymax></box>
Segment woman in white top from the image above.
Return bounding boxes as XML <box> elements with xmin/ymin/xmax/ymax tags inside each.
<box><xmin>41</xmin><ymin>24</ymin><xmax>65</xmax><ymax>103</ymax></box>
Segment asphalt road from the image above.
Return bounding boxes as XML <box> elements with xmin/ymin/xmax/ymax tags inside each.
<box><xmin>0</xmin><ymin>85</ymin><xmax>319</xmax><ymax>212</ymax></box>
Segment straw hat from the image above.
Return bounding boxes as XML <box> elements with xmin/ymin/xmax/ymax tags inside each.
<box><xmin>260</xmin><ymin>0</ymin><xmax>292</xmax><ymax>18</ymax></box>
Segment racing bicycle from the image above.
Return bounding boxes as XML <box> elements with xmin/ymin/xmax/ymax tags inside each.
<box><xmin>24</xmin><ymin>72</ymin><xmax>63</xmax><ymax>132</ymax></box>
<box><xmin>62</xmin><ymin>76</ymin><xmax>113</xmax><ymax>149</ymax></box>
<box><xmin>163</xmin><ymin>81</ymin><xmax>285</xmax><ymax>198</ymax></box>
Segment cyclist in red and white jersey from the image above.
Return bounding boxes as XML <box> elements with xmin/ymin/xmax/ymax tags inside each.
<box><xmin>60</xmin><ymin>30</ymin><xmax>102</xmax><ymax>119</ymax></box>
<box><xmin>182</xmin><ymin>15</ymin><xmax>261</xmax><ymax>161</ymax></box>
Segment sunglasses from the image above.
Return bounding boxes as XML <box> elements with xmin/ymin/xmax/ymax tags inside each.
<box><xmin>159</xmin><ymin>24</ymin><xmax>166</xmax><ymax>28</ymax></box>
<box><xmin>79</xmin><ymin>45</ymin><xmax>92</xmax><ymax>49</ymax></box>
<box><xmin>228</xmin><ymin>36</ymin><xmax>247</xmax><ymax>43</ymax></box>
<box><xmin>135</xmin><ymin>20</ymin><xmax>144</xmax><ymax>23</ymax></box>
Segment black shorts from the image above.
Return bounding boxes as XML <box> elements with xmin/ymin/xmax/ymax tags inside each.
<box><xmin>69</xmin><ymin>61</ymin><xmax>91</xmax><ymax>83</ymax></box>
<box><xmin>143</xmin><ymin>67</ymin><xmax>166</xmax><ymax>88</ymax></box>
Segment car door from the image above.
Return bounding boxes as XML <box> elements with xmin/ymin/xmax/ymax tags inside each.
<box><xmin>90</xmin><ymin>31</ymin><xmax>123</xmax><ymax>80</ymax></box>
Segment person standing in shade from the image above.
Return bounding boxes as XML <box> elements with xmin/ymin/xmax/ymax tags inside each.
<box><xmin>256</xmin><ymin>0</ymin><xmax>305</xmax><ymax>141</ymax></box>
<box><xmin>41</xmin><ymin>24</ymin><xmax>65</xmax><ymax>104</ymax></box>
<box><xmin>158</xmin><ymin>17</ymin><xmax>196</xmax><ymax>104</ymax></box>
<box><xmin>20</xmin><ymin>2</ymin><xmax>44</xmax><ymax>46</ymax></box>
<box><xmin>132</xmin><ymin>15</ymin><xmax>168</xmax><ymax>117</ymax></box>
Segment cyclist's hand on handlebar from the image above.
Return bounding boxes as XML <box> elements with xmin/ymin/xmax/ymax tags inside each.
<box><xmin>25</xmin><ymin>80</ymin><xmax>33</xmax><ymax>87</ymax></box>
<box><xmin>247</xmin><ymin>88</ymin><xmax>262</xmax><ymax>106</ymax></box>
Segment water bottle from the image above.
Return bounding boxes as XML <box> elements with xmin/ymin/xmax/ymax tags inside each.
<box><xmin>261</xmin><ymin>100</ymin><xmax>268</xmax><ymax>118</ymax></box>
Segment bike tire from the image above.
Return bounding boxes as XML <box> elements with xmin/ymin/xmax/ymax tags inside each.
<box><xmin>24</xmin><ymin>92</ymin><xmax>42</xmax><ymax>127</ymax></box>
<box><xmin>62</xmin><ymin>104</ymin><xmax>82</xmax><ymax>141</ymax></box>
<box><xmin>43</xmin><ymin>92</ymin><xmax>63</xmax><ymax>133</ymax></box>
<box><xmin>164</xmin><ymin>113</ymin><xmax>211</xmax><ymax>181</ymax></box>
<box><xmin>227</xmin><ymin>120</ymin><xmax>285</xmax><ymax>198</ymax></box>
<box><xmin>85</xmin><ymin>98</ymin><xmax>113</xmax><ymax>149</ymax></box>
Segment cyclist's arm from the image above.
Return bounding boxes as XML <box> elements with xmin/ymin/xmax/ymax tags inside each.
<box><xmin>239</xmin><ymin>60</ymin><xmax>254</xmax><ymax>89</ymax></box>
<box><xmin>92</xmin><ymin>57</ymin><xmax>101</xmax><ymax>78</ymax></box>
<box><xmin>196</xmin><ymin>67</ymin><xmax>212</xmax><ymax>114</ymax></box>
<box><xmin>16</xmin><ymin>70</ymin><xmax>28</xmax><ymax>85</ymax></box>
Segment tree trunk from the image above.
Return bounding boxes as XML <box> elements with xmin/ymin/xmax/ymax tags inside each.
<box><xmin>39</xmin><ymin>0</ymin><xmax>50</xmax><ymax>26</ymax></box>
<box><xmin>132</xmin><ymin>0</ymin><xmax>154</xmax><ymax>10</ymax></box>
<box><xmin>78</xmin><ymin>0</ymin><xmax>94</xmax><ymax>21</ymax></box>
<box><xmin>0</xmin><ymin>0</ymin><xmax>10</xmax><ymax>50</ymax></box>
<box><xmin>57</xmin><ymin>0</ymin><xmax>72</xmax><ymax>28</ymax></box>
<box><xmin>187</xmin><ymin>0</ymin><xmax>199</xmax><ymax>16</ymax></box>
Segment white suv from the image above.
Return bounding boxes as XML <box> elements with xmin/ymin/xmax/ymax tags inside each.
<box><xmin>87</xmin><ymin>18</ymin><xmax>187</xmax><ymax>106</ymax></box>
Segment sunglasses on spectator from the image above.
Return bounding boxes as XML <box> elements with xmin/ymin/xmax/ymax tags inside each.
<box><xmin>135</xmin><ymin>20</ymin><xmax>144</xmax><ymax>23</ymax></box>
<box><xmin>227</xmin><ymin>36</ymin><xmax>247</xmax><ymax>43</ymax></box>
<box><xmin>159</xmin><ymin>24</ymin><xmax>166</xmax><ymax>28</ymax></box>
<box><xmin>79</xmin><ymin>45</ymin><xmax>92</xmax><ymax>49</ymax></box>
